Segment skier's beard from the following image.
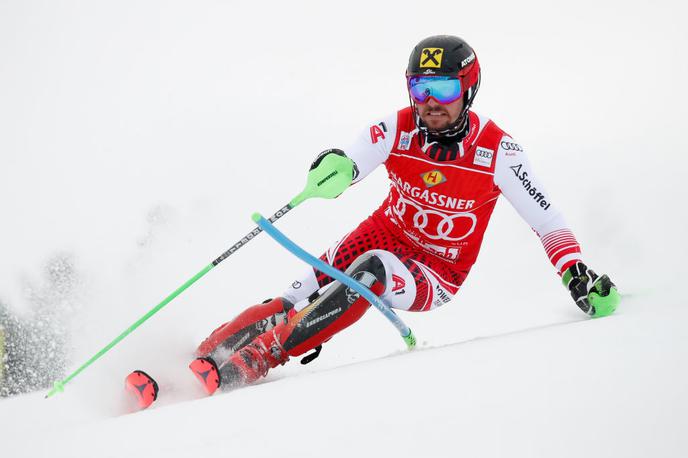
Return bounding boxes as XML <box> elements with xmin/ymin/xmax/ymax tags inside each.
<box><xmin>417</xmin><ymin>105</ymin><xmax>456</xmax><ymax>131</ymax></box>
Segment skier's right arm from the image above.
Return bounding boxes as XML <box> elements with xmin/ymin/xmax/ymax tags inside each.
<box><xmin>308</xmin><ymin>114</ymin><xmax>397</xmax><ymax>195</ymax></box>
<box><xmin>493</xmin><ymin>136</ymin><xmax>620</xmax><ymax>317</ymax></box>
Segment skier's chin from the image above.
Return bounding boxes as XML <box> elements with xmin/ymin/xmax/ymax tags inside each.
<box><xmin>421</xmin><ymin>114</ymin><xmax>453</xmax><ymax>131</ymax></box>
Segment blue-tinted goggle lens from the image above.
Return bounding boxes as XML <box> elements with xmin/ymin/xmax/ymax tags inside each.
<box><xmin>407</xmin><ymin>76</ymin><xmax>462</xmax><ymax>104</ymax></box>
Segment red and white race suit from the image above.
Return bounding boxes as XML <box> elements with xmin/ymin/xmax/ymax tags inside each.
<box><xmin>284</xmin><ymin>107</ymin><xmax>582</xmax><ymax>312</ymax></box>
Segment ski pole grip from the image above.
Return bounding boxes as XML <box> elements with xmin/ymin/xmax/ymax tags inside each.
<box><xmin>289</xmin><ymin>154</ymin><xmax>354</xmax><ymax>207</ymax></box>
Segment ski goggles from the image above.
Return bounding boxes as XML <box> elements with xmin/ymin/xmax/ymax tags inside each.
<box><xmin>407</xmin><ymin>75</ymin><xmax>463</xmax><ymax>104</ymax></box>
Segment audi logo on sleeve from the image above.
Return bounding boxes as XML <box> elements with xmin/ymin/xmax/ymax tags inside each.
<box><xmin>500</xmin><ymin>141</ymin><xmax>523</xmax><ymax>152</ymax></box>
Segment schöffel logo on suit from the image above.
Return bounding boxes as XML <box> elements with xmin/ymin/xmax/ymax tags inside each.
<box><xmin>473</xmin><ymin>147</ymin><xmax>494</xmax><ymax>167</ymax></box>
<box><xmin>509</xmin><ymin>163</ymin><xmax>551</xmax><ymax>210</ymax></box>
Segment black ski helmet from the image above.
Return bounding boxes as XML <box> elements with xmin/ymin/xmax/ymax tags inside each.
<box><xmin>406</xmin><ymin>35</ymin><xmax>481</xmax><ymax>136</ymax></box>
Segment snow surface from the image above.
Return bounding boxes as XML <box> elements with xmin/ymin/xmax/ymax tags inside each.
<box><xmin>1</xmin><ymin>0</ymin><xmax>686</xmax><ymax>457</ymax></box>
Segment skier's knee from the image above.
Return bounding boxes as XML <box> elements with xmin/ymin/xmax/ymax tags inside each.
<box><xmin>343</xmin><ymin>250</ymin><xmax>387</xmax><ymax>287</ymax></box>
<box><xmin>278</xmin><ymin>251</ymin><xmax>388</xmax><ymax>356</ymax></box>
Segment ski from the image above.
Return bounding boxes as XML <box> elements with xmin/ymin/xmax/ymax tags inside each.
<box><xmin>124</xmin><ymin>370</ymin><xmax>159</xmax><ymax>410</ymax></box>
<box><xmin>189</xmin><ymin>357</ymin><xmax>221</xmax><ymax>395</ymax></box>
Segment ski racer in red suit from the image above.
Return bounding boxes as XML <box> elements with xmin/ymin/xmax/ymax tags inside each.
<box><xmin>189</xmin><ymin>35</ymin><xmax>621</xmax><ymax>394</ymax></box>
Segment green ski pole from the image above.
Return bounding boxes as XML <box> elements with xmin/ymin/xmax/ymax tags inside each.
<box><xmin>45</xmin><ymin>152</ymin><xmax>354</xmax><ymax>398</ymax></box>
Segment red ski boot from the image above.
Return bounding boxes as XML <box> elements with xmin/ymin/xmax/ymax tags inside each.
<box><xmin>190</xmin><ymin>268</ymin><xmax>384</xmax><ymax>395</ymax></box>
<box><xmin>191</xmin><ymin>328</ymin><xmax>289</xmax><ymax>394</ymax></box>
<box><xmin>196</xmin><ymin>297</ymin><xmax>293</xmax><ymax>362</ymax></box>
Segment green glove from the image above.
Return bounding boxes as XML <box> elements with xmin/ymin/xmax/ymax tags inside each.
<box><xmin>562</xmin><ymin>261</ymin><xmax>620</xmax><ymax>318</ymax></box>
<box><xmin>290</xmin><ymin>149</ymin><xmax>356</xmax><ymax>207</ymax></box>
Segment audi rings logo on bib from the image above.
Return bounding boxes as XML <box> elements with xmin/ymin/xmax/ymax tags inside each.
<box><xmin>393</xmin><ymin>195</ymin><xmax>477</xmax><ymax>242</ymax></box>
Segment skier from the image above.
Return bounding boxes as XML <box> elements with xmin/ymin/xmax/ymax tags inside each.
<box><xmin>189</xmin><ymin>35</ymin><xmax>620</xmax><ymax>394</ymax></box>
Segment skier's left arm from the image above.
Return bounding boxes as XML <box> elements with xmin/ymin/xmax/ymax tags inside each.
<box><xmin>493</xmin><ymin>136</ymin><xmax>620</xmax><ymax>317</ymax></box>
<box><xmin>305</xmin><ymin>114</ymin><xmax>397</xmax><ymax>199</ymax></box>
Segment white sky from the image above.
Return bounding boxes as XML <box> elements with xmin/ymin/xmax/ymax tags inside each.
<box><xmin>0</xmin><ymin>1</ymin><xmax>686</xmax><ymax>456</ymax></box>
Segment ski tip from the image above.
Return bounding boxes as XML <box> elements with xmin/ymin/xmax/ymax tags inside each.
<box><xmin>251</xmin><ymin>212</ymin><xmax>263</xmax><ymax>223</ymax></box>
<box><xmin>189</xmin><ymin>357</ymin><xmax>221</xmax><ymax>396</ymax></box>
<box><xmin>125</xmin><ymin>370</ymin><xmax>159</xmax><ymax>410</ymax></box>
